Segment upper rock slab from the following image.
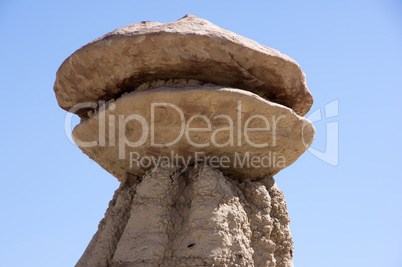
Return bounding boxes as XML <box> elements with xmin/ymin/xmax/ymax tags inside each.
<box><xmin>54</xmin><ymin>14</ymin><xmax>313</xmax><ymax>116</ymax></box>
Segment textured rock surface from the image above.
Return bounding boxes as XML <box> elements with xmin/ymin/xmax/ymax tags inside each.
<box><xmin>77</xmin><ymin>165</ymin><xmax>294</xmax><ymax>267</ymax></box>
<box><xmin>72</xmin><ymin>85</ymin><xmax>315</xmax><ymax>181</ymax></box>
<box><xmin>53</xmin><ymin>14</ymin><xmax>315</xmax><ymax>267</ymax></box>
<box><xmin>54</xmin><ymin>14</ymin><xmax>313</xmax><ymax>116</ymax></box>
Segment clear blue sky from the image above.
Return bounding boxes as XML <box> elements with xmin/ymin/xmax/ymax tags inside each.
<box><xmin>1</xmin><ymin>0</ymin><xmax>401</xmax><ymax>266</ymax></box>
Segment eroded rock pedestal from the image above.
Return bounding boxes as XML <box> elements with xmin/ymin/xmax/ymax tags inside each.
<box><xmin>77</xmin><ymin>165</ymin><xmax>293</xmax><ymax>267</ymax></box>
<box><xmin>53</xmin><ymin>15</ymin><xmax>315</xmax><ymax>266</ymax></box>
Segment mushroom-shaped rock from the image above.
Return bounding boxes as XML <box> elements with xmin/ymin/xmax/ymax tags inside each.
<box><xmin>55</xmin><ymin>15</ymin><xmax>315</xmax><ymax>267</ymax></box>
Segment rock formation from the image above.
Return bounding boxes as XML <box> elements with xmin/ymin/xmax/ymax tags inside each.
<box><xmin>54</xmin><ymin>15</ymin><xmax>315</xmax><ymax>266</ymax></box>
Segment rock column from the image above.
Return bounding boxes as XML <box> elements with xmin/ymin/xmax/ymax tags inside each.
<box><xmin>78</xmin><ymin>166</ymin><xmax>293</xmax><ymax>266</ymax></box>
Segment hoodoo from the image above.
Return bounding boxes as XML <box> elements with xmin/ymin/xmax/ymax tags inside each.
<box><xmin>55</xmin><ymin>14</ymin><xmax>315</xmax><ymax>266</ymax></box>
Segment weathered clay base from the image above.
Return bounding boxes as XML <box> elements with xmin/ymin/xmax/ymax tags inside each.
<box><xmin>77</xmin><ymin>165</ymin><xmax>293</xmax><ymax>267</ymax></box>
